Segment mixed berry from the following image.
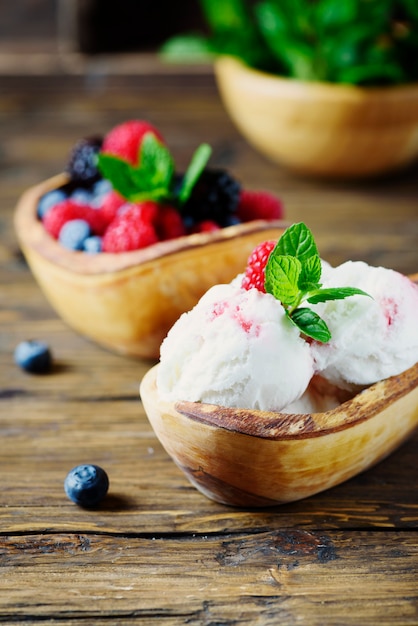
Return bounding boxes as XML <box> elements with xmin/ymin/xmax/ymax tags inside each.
<box><xmin>64</xmin><ymin>464</ymin><xmax>109</xmax><ymax>508</ymax></box>
<box><xmin>37</xmin><ymin>120</ymin><xmax>284</xmax><ymax>253</ymax></box>
<box><xmin>241</xmin><ymin>240</ymin><xmax>277</xmax><ymax>293</ymax></box>
<box><xmin>14</xmin><ymin>340</ymin><xmax>53</xmax><ymax>374</ymax></box>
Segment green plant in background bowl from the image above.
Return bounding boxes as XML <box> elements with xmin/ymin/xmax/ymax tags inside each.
<box><xmin>162</xmin><ymin>0</ymin><xmax>418</xmax><ymax>86</ymax></box>
<box><xmin>162</xmin><ymin>0</ymin><xmax>418</xmax><ymax>178</ymax></box>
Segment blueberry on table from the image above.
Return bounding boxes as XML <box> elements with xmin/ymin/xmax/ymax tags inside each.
<box><xmin>64</xmin><ymin>464</ymin><xmax>109</xmax><ymax>508</ymax></box>
<box><xmin>14</xmin><ymin>340</ymin><xmax>52</xmax><ymax>374</ymax></box>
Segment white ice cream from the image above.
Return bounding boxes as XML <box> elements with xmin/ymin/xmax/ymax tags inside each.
<box><xmin>156</xmin><ymin>258</ymin><xmax>418</xmax><ymax>413</ymax></box>
<box><xmin>309</xmin><ymin>261</ymin><xmax>418</xmax><ymax>389</ymax></box>
<box><xmin>157</xmin><ymin>283</ymin><xmax>314</xmax><ymax>411</ymax></box>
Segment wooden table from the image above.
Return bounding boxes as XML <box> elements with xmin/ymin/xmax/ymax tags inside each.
<box><xmin>1</xmin><ymin>62</ymin><xmax>417</xmax><ymax>625</ymax></box>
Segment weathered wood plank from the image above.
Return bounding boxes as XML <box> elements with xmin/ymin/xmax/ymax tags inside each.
<box><xmin>0</xmin><ymin>531</ymin><xmax>417</xmax><ymax>625</ymax></box>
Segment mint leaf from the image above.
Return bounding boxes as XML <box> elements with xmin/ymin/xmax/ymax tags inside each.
<box><xmin>298</xmin><ymin>253</ymin><xmax>322</xmax><ymax>291</ymax></box>
<box><xmin>97</xmin><ymin>154</ymin><xmax>139</xmax><ymax>200</ymax></box>
<box><xmin>289</xmin><ymin>308</ymin><xmax>332</xmax><ymax>343</ymax></box>
<box><xmin>130</xmin><ymin>188</ymin><xmax>172</xmax><ymax>203</ymax></box>
<box><xmin>265</xmin><ymin>254</ymin><xmax>301</xmax><ymax>307</ymax></box>
<box><xmin>266</xmin><ymin>223</ymin><xmax>323</xmax><ymax>307</ymax></box>
<box><xmin>275</xmin><ymin>222</ymin><xmax>319</xmax><ymax>262</ymax></box>
<box><xmin>307</xmin><ymin>287</ymin><xmax>371</xmax><ymax>304</ymax></box>
<box><xmin>129</xmin><ymin>166</ymin><xmax>152</xmax><ymax>191</ymax></box>
<box><xmin>178</xmin><ymin>143</ymin><xmax>212</xmax><ymax>204</ymax></box>
<box><xmin>263</xmin><ymin>222</ymin><xmax>371</xmax><ymax>344</ymax></box>
<box><xmin>138</xmin><ymin>133</ymin><xmax>174</xmax><ymax>190</ymax></box>
<box><xmin>97</xmin><ymin>134</ymin><xmax>175</xmax><ymax>202</ymax></box>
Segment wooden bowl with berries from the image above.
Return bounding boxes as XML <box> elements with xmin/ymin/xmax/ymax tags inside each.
<box><xmin>14</xmin><ymin>120</ymin><xmax>287</xmax><ymax>359</ymax></box>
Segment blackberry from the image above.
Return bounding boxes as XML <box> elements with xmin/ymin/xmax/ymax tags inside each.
<box><xmin>179</xmin><ymin>169</ymin><xmax>242</xmax><ymax>227</ymax></box>
<box><xmin>66</xmin><ymin>136</ymin><xmax>103</xmax><ymax>184</ymax></box>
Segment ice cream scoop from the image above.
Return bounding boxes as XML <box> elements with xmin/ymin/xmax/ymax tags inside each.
<box><xmin>157</xmin><ymin>283</ymin><xmax>314</xmax><ymax>411</ymax></box>
<box><xmin>309</xmin><ymin>261</ymin><xmax>418</xmax><ymax>390</ymax></box>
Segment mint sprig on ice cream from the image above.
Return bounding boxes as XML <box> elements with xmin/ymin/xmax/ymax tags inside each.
<box><xmin>265</xmin><ymin>223</ymin><xmax>370</xmax><ymax>342</ymax></box>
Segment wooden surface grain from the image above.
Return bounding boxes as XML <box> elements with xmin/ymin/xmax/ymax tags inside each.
<box><xmin>0</xmin><ymin>60</ymin><xmax>417</xmax><ymax>625</ymax></box>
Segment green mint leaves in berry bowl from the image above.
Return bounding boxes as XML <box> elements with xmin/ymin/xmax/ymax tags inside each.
<box><xmin>265</xmin><ymin>223</ymin><xmax>370</xmax><ymax>342</ymax></box>
<box><xmin>98</xmin><ymin>131</ymin><xmax>212</xmax><ymax>206</ymax></box>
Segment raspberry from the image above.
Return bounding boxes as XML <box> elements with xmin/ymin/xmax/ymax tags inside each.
<box><xmin>98</xmin><ymin>190</ymin><xmax>126</xmax><ymax>224</ymax></box>
<box><xmin>129</xmin><ymin>201</ymin><xmax>159</xmax><ymax>224</ymax></box>
<box><xmin>190</xmin><ymin>220</ymin><xmax>221</xmax><ymax>234</ymax></box>
<box><xmin>237</xmin><ymin>190</ymin><xmax>284</xmax><ymax>222</ymax></box>
<box><xmin>43</xmin><ymin>200</ymin><xmax>108</xmax><ymax>238</ymax></box>
<box><xmin>156</xmin><ymin>205</ymin><xmax>186</xmax><ymax>240</ymax></box>
<box><xmin>84</xmin><ymin>207</ymin><xmax>109</xmax><ymax>236</ymax></box>
<box><xmin>241</xmin><ymin>240</ymin><xmax>277</xmax><ymax>292</ymax></box>
<box><xmin>101</xmin><ymin>120</ymin><xmax>164</xmax><ymax>165</ymax></box>
<box><xmin>43</xmin><ymin>200</ymin><xmax>84</xmax><ymax>238</ymax></box>
<box><xmin>102</xmin><ymin>204</ymin><xmax>159</xmax><ymax>252</ymax></box>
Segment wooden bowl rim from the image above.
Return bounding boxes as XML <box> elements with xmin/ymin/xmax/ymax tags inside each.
<box><xmin>215</xmin><ymin>55</ymin><xmax>418</xmax><ymax>101</ymax></box>
<box><xmin>143</xmin><ymin>357</ymin><xmax>418</xmax><ymax>441</ymax></box>
<box><xmin>14</xmin><ymin>173</ymin><xmax>288</xmax><ymax>276</ymax></box>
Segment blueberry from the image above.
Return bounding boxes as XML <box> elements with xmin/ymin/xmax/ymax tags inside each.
<box><xmin>14</xmin><ymin>340</ymin><xmax>52</xmax><ymax>374</ymax></box>
<box><xmin>59</xmin><ymin>219</ymin><xmax>91</xmax><ymax>250</ymax></box>
<box><xmin>70</xmin><ymin>188</ymin><xmax>92</xmax><ymax>205</ymax></box>
<box><xmin>93</xmin><ymin>178</ymin><xmax>112</xmax><ymax>199</ymax></box>
<box><xmin>83</xmin><ymin>235</ymin><xmax>102</xmax><ymax>253</ymax></box>
<box><xmin>37</xmin><ymin>189</ymin><xmax>67</xmax><ymax>219</ymax></box>
<box><xmin>64</xmin><ymin>464</ymin><xmax>109</xmax><ymax>507</ymax></box>
<box><xmin>223</xmin><ymin>214</ymin><xmax>241</xmax><ymax>227</ymax></box>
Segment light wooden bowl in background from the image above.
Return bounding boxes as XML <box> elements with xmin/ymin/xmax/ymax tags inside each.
<box><xmin>14</xmin><ymin>174</ymin><xmax>287</xmax><ymax>359</ymax></box>
<box><xmin>215</xmin><ymin>56</ymin><xmax>418</xmax><ymax>179</ymax></box>
<box><xmin>141</xmin><ymin>356</ymin><xmax>418</xmax><ymax>507</ymax></box>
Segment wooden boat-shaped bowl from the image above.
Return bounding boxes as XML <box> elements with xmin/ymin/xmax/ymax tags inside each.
<box><xmin>140</xmin><ymin>330</ymin><xmax>418</xmax><ymax>507</ymax></box>
<box><xmin>14</xmin><ymin>174</ymin><xmax>287</xmax><ymax>358</ymax></box>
